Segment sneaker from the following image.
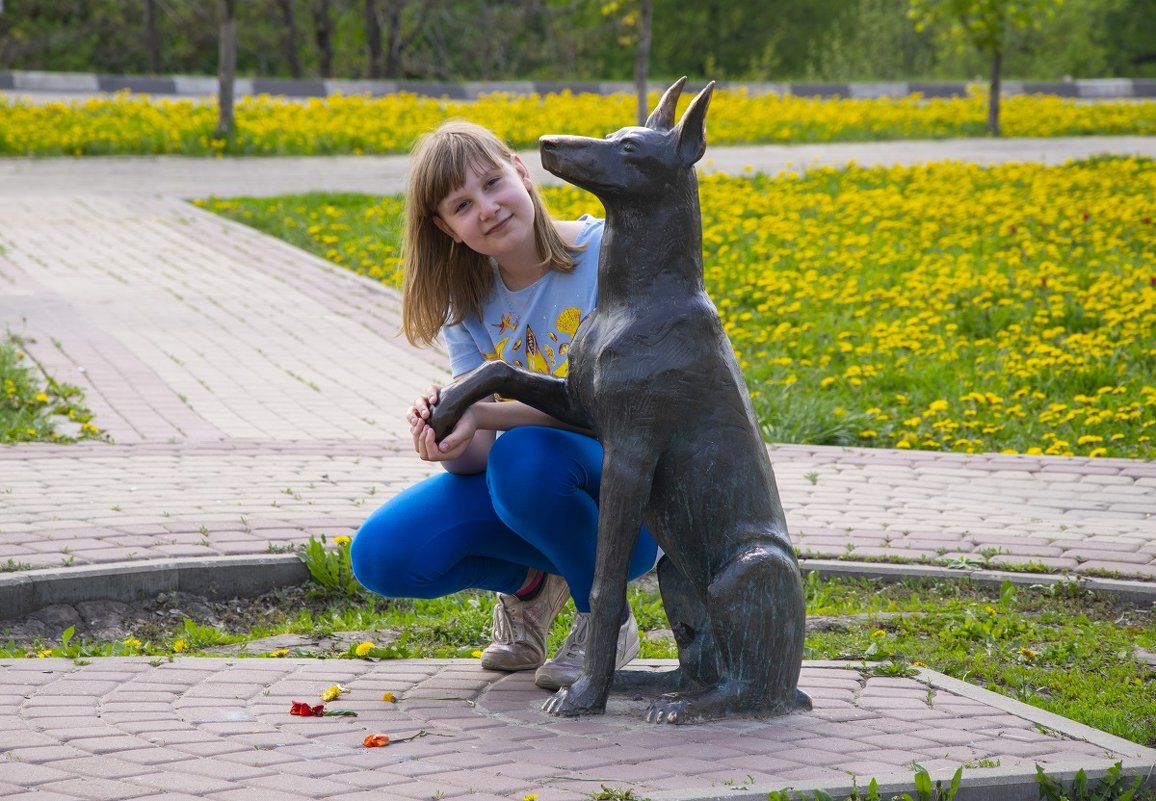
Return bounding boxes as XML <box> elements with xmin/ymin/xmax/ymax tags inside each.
<box><xmin>534</xmin><ymin>605</ymin><xmax>640</xmax><ymax>690</ymax></box>
<box><xmin>480</xmin><ymin>573</ymin><xmax>570</xmax><ymax>672</ymax></box>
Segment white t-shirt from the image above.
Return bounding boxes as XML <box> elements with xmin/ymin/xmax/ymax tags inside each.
<box><xmin>442</xmin><ymin>215</ymin><xmax>602</xmax><ymax>378</ymax></box>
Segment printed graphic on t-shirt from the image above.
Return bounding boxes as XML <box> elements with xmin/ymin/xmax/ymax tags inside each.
<box><xmin>483</xmin><ymin>306</ymin><xmax>584</xmax><ymax>375</ymax></box>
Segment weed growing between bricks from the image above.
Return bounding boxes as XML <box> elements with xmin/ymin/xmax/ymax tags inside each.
<box><xmin>2</xmin><ymin>569</ymin><xmax>1152</xmax><ymax>746</ymax></box>
<box><xmin>766</xmin><ymin>761</ymin><xmax>1154</xmax><ymax>801</ymax></box>
<box><xmin>0</xmin><ymin>334</ymin><xmax>103</xmax><ymax>443</ymax></box>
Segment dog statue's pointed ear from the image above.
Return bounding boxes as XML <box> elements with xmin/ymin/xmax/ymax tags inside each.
<box><xmin>674</xmin><ymin>80</ymin><xmax>715</xmax><ymax>165</ymax></box>
<box><xmin>644</xmin><ymin>76</ymin><xmax>687</xmax><ymax>131</ymax></box>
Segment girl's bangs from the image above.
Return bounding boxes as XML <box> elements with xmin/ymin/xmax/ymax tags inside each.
<box><xmin>421</xmin><ymin>128</ymin><xmax>509</xmax><ymax>213</ymax></box>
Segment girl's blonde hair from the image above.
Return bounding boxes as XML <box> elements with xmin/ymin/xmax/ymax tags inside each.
<box><xmin>401</xmin><ymin>120</ymin><xmax>580</xmax><ymax>347</ymax></box>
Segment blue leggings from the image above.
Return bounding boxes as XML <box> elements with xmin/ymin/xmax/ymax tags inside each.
<box><xmin>351</xmin><ymin>426</ymin><xmax>659</xmax><ymax>613</ymax></box>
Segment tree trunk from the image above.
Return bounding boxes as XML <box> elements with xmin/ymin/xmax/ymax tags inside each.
<box><xmin>384</xmin><ymin>0</ymin><xmax>403</xmax><ymax>78</ymax></box>
<box><xmin>277</xmin><ymin>0</ymin><xmax>302</xmax><ymax>78</ymax></box>
<box><xmin>143</xmin><ymin>0</ymin><xmax>162</xmax><ymax>73</ymax></box>
<box><xmin>214</xmin><ymin>0</ymin><xmax>237</xmax><ymax>141</ymax></box>
<box><xmin>634</xmin><ymin>0</ymin><xmax>653</xmax><ymax>125</ymax></box>
<box><xmin>366</xmin><ymin>0</ymin><xmax>383</xmax><ymax>78</ymax></box>
<box><xmin>988</xmin><ymin>47</ymin><xmax>1002</xmax><ymax>137</ymax></box>
<box><xmin>313</xmin><ymin>0</ymin><xmax>333</xmax><ymax>78</ymax></box>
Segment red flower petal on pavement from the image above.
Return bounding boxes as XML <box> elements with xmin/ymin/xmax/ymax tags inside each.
<box><xmin>363</xmin><ymin>733</ymin><xmax>390</xmax><ymax>748</ymax></box>
<box><xmin>290</xmin><ymin>701</ymin><xmax>325</xmax><ymax>717</ymax></box>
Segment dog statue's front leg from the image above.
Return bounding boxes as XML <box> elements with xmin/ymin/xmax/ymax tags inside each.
<box><xmin>542</xmin><ymin>438</ymin><xmax>651</xmax><ymax>717</ymax></box>
<box><xmin>429</xmin><ymin>361</ymin><xmax>591</xmax><ymax>441</ymax></box>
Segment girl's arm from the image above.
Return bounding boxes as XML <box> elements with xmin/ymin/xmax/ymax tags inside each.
<box><xmin>468</xmin><ymin>398</ymin><xmax>590</xmax><ymax>435</ymax></box>
<box><xmin>413</xmin><ymin>395</ymin><xmax>588</xmax><ymax>475</ymax></box>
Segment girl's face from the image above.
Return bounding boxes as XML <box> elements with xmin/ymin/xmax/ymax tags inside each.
<box><xmin>432</xmin><ymin>155</ymin><xmax>537</xmax><ymax>262</ymax></box>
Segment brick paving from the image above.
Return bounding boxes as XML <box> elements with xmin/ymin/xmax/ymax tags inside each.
<box><xmin>0</xmin><ymin>142</ymin><xmax>1154</xmax><ymax>798</ymax></box>
<box><xmin>1</xmin><ymin>658</ymin><xmax>1152</xmax><ymax>801</ymax></box>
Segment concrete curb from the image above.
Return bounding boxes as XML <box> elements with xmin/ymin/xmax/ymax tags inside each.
<box><xmin>671</xmin><ymin>761</ymin><xmax>1156</xmax><ymax>801</ymax></box>
<box><xmin>0</xmin><ymin>554</ymin><xmax>309</xmax><ymax>619</ymax></box>
<box><xmin>2</xmin><ymin>69</ymin><xmax>1155</xmax><ymax>100</ymax></box>
<box><xmin>3</xmin><ymin>553</ymin><xmax>1151</xmax><ymax>625</ymax></box>
<box><xmin>800</xmin><ymin>559</ymin><xmax>1156</xmax><ymax>605</ymax></box>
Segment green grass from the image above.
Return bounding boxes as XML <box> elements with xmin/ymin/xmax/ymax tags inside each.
<box><xmin>4</xmin><ymin>572</ymin><xmax>1151</xmax><ymax>747</ymax></box>
<box><xmin>0</xmin><ymin>334</ymin><xmax>103</xmax><ymax>443</ymax></box>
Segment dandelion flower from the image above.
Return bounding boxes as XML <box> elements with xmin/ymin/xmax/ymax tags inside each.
<box><xmin>321</xmin><ymin>684</ymin><xmax>349</xmax><ymax>702</ymax></box>
<box><xmin>354</xmin><ymin>641</ymin><xmax>374</xmax><ymax>657</ymax></box>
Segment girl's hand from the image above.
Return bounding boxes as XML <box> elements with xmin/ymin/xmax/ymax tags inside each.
<box><xmin>412</xmin><ymin>406</ymin><xmax>479</xmax><ymax>462</ymax></box>
<box><xmin>406</xmin><ymin>385</ymin><xmax>441</xmax><ymax>429</ymax></box>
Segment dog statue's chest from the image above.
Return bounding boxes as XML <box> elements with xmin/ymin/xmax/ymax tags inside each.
<box><xmin>567</xmin><ymin>298</ymin><xmax>722</xmax><ymax>409</ymax></box>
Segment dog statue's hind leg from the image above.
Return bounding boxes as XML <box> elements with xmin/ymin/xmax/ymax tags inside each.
<box><xmin>613</xmin><ymin>554</ymin><xmax>724</xmax><ymax>696</ymax></box>
<box><xmin>646</xmin><ymin>535</ymin><xmax>811</xmax><ymax>724</ymax></box>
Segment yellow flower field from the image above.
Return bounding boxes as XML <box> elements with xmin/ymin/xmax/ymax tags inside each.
<box><xmin>199</xmin><ymin>156</ymin><xmax>1155</xmax><ymax>459</ymax></box>
<box><xmin>3</xmin><ymin>88</ymin><xmax>1154</xmax><ymax>156</ymax></box>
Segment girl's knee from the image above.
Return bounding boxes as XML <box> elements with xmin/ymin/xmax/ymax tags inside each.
<box><xmin>350</xmin><ymin>518</ymin><xmax>399</xmax><ymax>597</ymax></box>
<box><xmin>350</xmin><ymin>510</ymin><xmax>435</xmax><ymax>598</ymax></box>
<box><xmin>488</xmin><ymin>427</ymin><xmax>597</xmax><ymax>523</ymax></box>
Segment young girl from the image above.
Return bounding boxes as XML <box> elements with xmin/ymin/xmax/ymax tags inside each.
<box><xmin>350</xmin><ymin>121</ymin><xmax>659</xmax><ymax>690</ymax></box>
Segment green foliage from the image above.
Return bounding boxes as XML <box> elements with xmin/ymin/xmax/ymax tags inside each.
<box><xmin>178</xmin><ymin>618</ymin><xmax>234</xmax><ymax>649</ymax></box>
<box><xmin>770</xmin><ymin>764</ymin><xmax>1153</xmax><ymax>801</ymax></box>
<box><xmin>893</xmin><ymin>765</ymin><xmax>963</xmax><ymax>801</ymax></box>
<box><xmin>766</xmin><ymin>766</ymin><xmax>960</xmax><ymax>801</ymax></box>
<box><xmin>1</xmin><ymin>0</ymin><xmax>1153</xmax><ymax>81</ymax></box>
<box><xmin>1035</xmin><ymin>761</ymin><xmax>1143</xmax><ymax>801</ymax></box>
<box><xmin>908</xmin><ymin>0</ymin><xmax>1061</xmax><ymax>57</ymax></box>
<box><xmin>298</xmin><ymin>534</ymin><xmax>364</xmax><ymax>598</ymax></box>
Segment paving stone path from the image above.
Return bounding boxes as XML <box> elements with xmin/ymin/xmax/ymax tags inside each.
<box><xmin>1</xmin><ymin>138</ymin><xmax>1154</xmax><ymax>799</ymax></box>
<box><xmin>1</xmin><ymin>658</ymin><xmax>1152</xmax><ymax>801</ymax></box>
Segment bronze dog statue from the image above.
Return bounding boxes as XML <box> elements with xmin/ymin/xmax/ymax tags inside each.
<box><xmin>430</xmin><ymin>77</ymin><xmax>809</xmax><ymax>723</ymax></box>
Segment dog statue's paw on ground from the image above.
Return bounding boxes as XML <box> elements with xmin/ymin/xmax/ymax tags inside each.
<box><xmin>645</xmin><ymin>685</ymin><xmax>814</xmax><ymax>725</ymax></box>
<box><xmin>541</xmin><ymin>678</ymin><xmax>607</xmax><ymax>717</ymax></box>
